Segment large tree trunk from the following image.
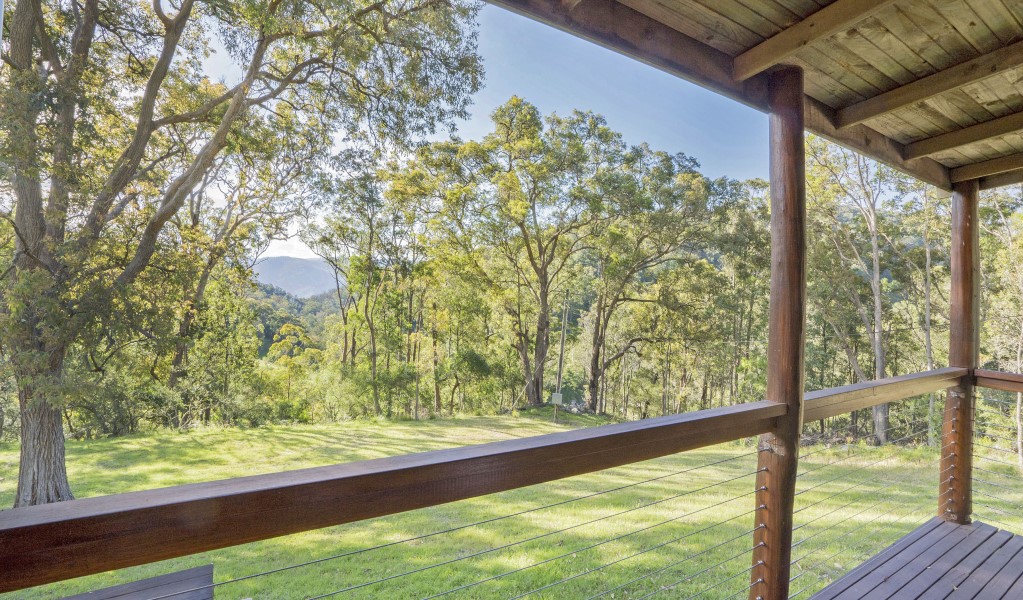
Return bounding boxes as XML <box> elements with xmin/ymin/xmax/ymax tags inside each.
<box><xmin>7</xmin><ymin>0</ymin><xmax>74</xmax><ymax>506</ymax></box>
<box><xmin>15</xmin><ymin>358</ymin><xmax>74</xmax><ymax>507</ymax></box>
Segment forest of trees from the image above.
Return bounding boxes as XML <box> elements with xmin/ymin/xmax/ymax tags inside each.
<box><xmin>2</xmin><ymin>0</ymin><xmax>1022</xmax><ymax>508</ymax></box>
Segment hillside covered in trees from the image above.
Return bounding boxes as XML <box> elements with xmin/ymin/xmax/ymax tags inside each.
<box><xmin>4</xmin><ymin>97</ymin><xmax>1022</xmax><ymax>456</ymax></box>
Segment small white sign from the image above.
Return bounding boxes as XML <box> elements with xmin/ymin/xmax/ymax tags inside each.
<box><xmin>551</xmin><ymin>392</ymin><xmax>563</xmax><ymax>405</ymax></box>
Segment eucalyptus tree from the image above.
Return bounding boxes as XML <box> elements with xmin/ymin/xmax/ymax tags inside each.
<box><xmin>980</xmin><ymin>186</ymin><xmax>1023</xmax><ymax>468</ymax></box>
<box><xmin>0</xmin><ymin>0</ymin><xmax>481</xmax><ymax>505</ymax></box>
<box><xmin>409</xmin><ymin>98</ymin><xmax>625</xmax><ymax>406</ymax></box>
<box><xmin>806</xmin><ymin>136</ymin><xmax>905</xmax><ymax>443</ymax></box>
<box><xmin>168</xmin><ymin>113</ymin><xmax>317</xmax><ymax>402</ymax></box>
<box><xmin>307</xmin><ymin>157</ymin><xmax>392</xmax><ymax>416</ymax></box>
<box><xmin>582</xmin><ymin>146</ymin><xmax>716</xmax><ymax>411</ymax></box>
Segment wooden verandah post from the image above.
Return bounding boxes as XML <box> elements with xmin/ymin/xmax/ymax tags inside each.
<box><xmin>750</xmin><ymin>65</ymin><xmax>806</xmax><ymax>600</ymax></box>
<box><xmin>941</xmin><ymin>179</ymin><xmax>979</xmax><ymax>523</ymax></box>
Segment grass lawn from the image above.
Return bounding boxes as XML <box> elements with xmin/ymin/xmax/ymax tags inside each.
<box><xmin>1</xmin><ymin>409</ymin><xmax>1018</xmax><ymax>600</ymax></box>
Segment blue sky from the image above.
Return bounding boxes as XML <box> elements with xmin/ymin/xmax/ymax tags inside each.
<box><xmin>268</xmin><ymin>4</ymin><xmax>769</xmax><ymax>257</ymax></box>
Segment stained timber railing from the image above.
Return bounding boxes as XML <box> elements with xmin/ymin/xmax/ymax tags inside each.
<box><xmin>0</xmin><ymin>366</ymin><xmax>974</xmax><ymax>597</ymax></box>
<box><xmin>971</xmin><ymin>370</ymin><xmax>1023</xmax><ymax>533</ymax></box>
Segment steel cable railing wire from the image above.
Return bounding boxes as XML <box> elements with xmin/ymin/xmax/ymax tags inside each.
<box><xmin>786</xmin><ymin>469</ymin><xmax>937</xmax><ymax>593</ymax></box>
<box><xmin>972</xmin><ymin>485</ymin><xmax>1023</xmax><ymax>528</ymax></box>
<box><xmin>790</xmin><ymin>496</ymin><xmax>925</xmax><ymax>572</ymax></box>
<box><xmin>305</xmin><ymin>472</ymin><xmax>764</xmax><ymax>599</ymax></box>
<box><xmin>427</xmin><ymin>506</ymin><xmax>765</xmax><ymax>600</ymax></box>
<box><xmin>974</xmin><ymin>418</ymin><xmax>1019</xmax><ymax>430</ymax></box>
<box><xmin>974</xmin><ymin>464</ymin><xmax>1020</xmax><ymax>480</ymax></box>
<box><xmin>970</xmin><ymin>508</ymin><xmax>1023</xmax><ymax>534</ymax></box>
<box><xmin>787</xmin><ymin>502</ymin><xmax>934</xmax><ymax>599</ymax></box>
<box><xmin>790</xmin><ymin>484</ymin><xmax>902</xmax><ymax>553</ymax></box>
<box><xmin>147</xmin><ymin>449</ymin><xmax>760</xmax><ymax>600</ymax></box>
<box><xmin>977</xmin><ymin>395</ymin><xmax>1021</xmax><ymax>407</ymax></box>
<box><xmin>633</xmin><ymin>556</ymin><xmax>763</xmax><ymax>600</ymax></box>
<box><xmin>974</xmin><ymin>452</ymin><xmax>1022</xmax><ymax>468</ymax></box>
<box><xmin>795</xmin><ymin>413</ymin><xmax>930</xmax><ymax>459</ymax></box>
<box><xmin>419</xmin><ymin>500</ymin><xmax>763</xmax><ymax>600</ymax></box>
<box><xmin>796</xmin><ymin>418</ymin><xmax>929</xmax><ymax>470</ymax></box>
<box><xmin>792</xmin><ymin>427</ymin><xmax>934</xmax><ymax>506</ymax></box>
<box><xmin>973</xmin><ymin>434</ymin><xmax>1020</xmax><ymax>451</ymax></box>
<box><xmin>794</xmin><ymin>433</ymin><xmax>941</xmax><ymax>515</ymax></box>
<box><xmin>973</xmin><ymin>502</ymin><xmax>1022</xmax><ymax>520</ymax></box>
<box><xmin>974</xmin><ymin>476</ymin><xmax>1018</xmax><ymax>490</ymax></box>
<box><xmin>976</xmin><ymin>406</ymin><xmax>1016</xmax><ymax>418</ymax></box>
<box><xmin>786</xmin><ymin>426</ymin><xmax>942</xmax><ymax>598</ymax></box>
<box><xmin>977</xmin><ymin>430</ymin><xmax>1022</xmax><ymax>444</ymax></box>
<box><xmin>723</xmin><ymin>579</ymin><xmax>765</xmax><ymax>600</ymax></box>
<box><xmin>790</xmin><ymin>499</ymin><xmax>933</xmax><ymax>581</ymax></box>
<box><xmin>505</xmin><ymin>530</ymin><xmax>765</xmax><ymax>600</ymax></box>
<box><xmin>790</xmin><ymin>474</ymin><xmax>906</xmax><ymax>543</ymax></box>
<box><xmin>796</xmin><ymin>421</ymin><xmax>931</xmax><ymax>479</ymax></box>
<box><xmin>974</xmin><ymin>488</ymin><xmax>1023</xmax><ymax>509</ymax></box>
<box><xmin>582</xmin><ymin>522</ymin><xmax>764</xmax><ymax>600</ymax></box>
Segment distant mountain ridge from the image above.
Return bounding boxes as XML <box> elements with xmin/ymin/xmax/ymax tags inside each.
<box><xmin>254</xmin><ymin>256</ymin><xmax>336</xmax><ymax>298</ymax></box>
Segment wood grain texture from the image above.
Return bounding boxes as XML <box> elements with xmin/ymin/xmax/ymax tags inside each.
<box><xmin>835</xmin><ymin>39</ymin><xmax>1023</xmax><ymax>129</ymax></box>
<box><xmin>750</xmin><ymin>66</ymin><xmax>806</xmax><ymax>600</ymax></box>
<box><xmin>904</xmin><ymin>110</ymin><xmax>1023</xmax><ymax>159</ymax></box>
<box><xmin>979</xmin><ymin>167</ymin><xmax>1023</xmax><ymax>190</ymax></box>
<box><xmin>809</xmin><ymin>519</ymin><xmax>1023</xmax><ymax>600</ymax></box>
<box><xmin>60</xmin><ymin>565</ymin><xmax>214</xmax><ymax>600</ymax></box>
<box><xmin>950</xmin><ymin>152</ymin><xmax>1023</xmax><ymax>182</ymax></box>
<box><xmin>975</xmin><ymin>369</ymin><xmax>1023</xmax><ymax>393</ymax></box>
<box><xmin>804</xmin><ymin>97</ymin><xmax>952</xmax><ymax>190</ymax></box>
<box><xmin>0</xmin><ymin>400</ymin><xmax>785</xmax><ymax>593</ymax></box>
<box><xmin>941</xmin><ymin>179</ymin><xmax>979</xmax><ymax>525</ymax></box>
<box><xmin>732</xmin><ymin>0</ymin><xmax>897</xmax><ymax>80</ymax></box>
<box><xmin>803</xmin><ymin>367</ymin><xmax>967</xmax><ymax>422</ymax></box>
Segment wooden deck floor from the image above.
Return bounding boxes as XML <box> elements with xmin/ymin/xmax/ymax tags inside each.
<box><xmin>809</xmin><ymin>518</ymin><xmax>1023</xmax><ymax>600</ymax></box>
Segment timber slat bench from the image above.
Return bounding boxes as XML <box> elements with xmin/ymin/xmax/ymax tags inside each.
<box><xmin>61</xmin><ymin>565</ymin><xmax>213</xmax><ymax>600</ymax></box>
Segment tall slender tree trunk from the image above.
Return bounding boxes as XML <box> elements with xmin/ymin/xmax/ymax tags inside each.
<box><xmin>169</xmin><ymin>257</ymin><xmax>218</xmax><ymax>390</ymax></box>
<box><xmin>529</xmin><ymin>287</ymin><xmax>551</xmax><ymax>406</ymax></box>
<box><xmin>1015</xmin><ymin>318</ymin><xmax>1023</xmax><ymax>470</ymax></box>
<box><xmin>431</xmin><ymin>307</ymin><xmax>442</xmax><ymax>413</ymax></box>
<box><xmin>587</xmin><ymin>295</ymin><xmax>605</xmax><ymax>412</ymax></box>
<box><xmin>923</xmin><ymin>200</ymin><xmax>937</xmax><ymax>446</ymax></box>
<box><xmin>869</xmin><ymin>226</ymin><xmax>890</xmax><ymax>443</ymax></box>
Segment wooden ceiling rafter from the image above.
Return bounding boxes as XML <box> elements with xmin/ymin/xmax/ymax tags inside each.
<box><xmin>979</xmin><ymin>168</ymin><xmax>1023</xmax><ymax>191</ymax></box>
<box><xmin>834</xmin><ymin>39</ymin><xmax>1023</xmax><ymax>129</ymax></box>
<box><xmin>732</xmin><ymin>0</ymin><xmax>899</xmax><ymax>82</ymax></box>
<box><xmin>951</xmin><ymin>152</ymin><xmax>1023</xmax><ymax>184</ymax></box>
<box><xmin>904</xmin><ymin>110</ymin><xmax>1023</xmax><ymax>160</ymax></box>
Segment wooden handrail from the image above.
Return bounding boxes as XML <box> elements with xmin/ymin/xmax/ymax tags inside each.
<box><xmin>0</xmin><ymin>367</ymin><xmax>971</xmax><ymax>594</ymax></box>
<box><xmin>975</xmin><ymin>369</ymin><xmax>1023</xmax><ymax>393</ymax></box>
<box><xmin>803</xmin><ymin>367</ymin><xmax>968</xmax><ymax>422</ymax></box>
<box><xmin>0</xmin><ymin>401</ymin><xmax>785</xmax><ymax>593</ymax></box>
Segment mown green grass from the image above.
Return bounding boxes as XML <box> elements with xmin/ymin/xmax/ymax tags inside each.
<box><xmin>1</xmin><ymin>410</ymin><xmax>1018</xmax><ymax>600</ymax></box>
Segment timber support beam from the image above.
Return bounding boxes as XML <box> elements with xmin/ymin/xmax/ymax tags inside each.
<box><xmin>750</xmin><ymin>65</ymin><xmax>806</xmax><ymax>600</ymax></box>
<box><xmin>941</xmin><ymin>179</ymin><xmax>979</xmax><ymax>524</ymax></box>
